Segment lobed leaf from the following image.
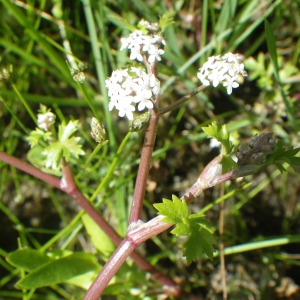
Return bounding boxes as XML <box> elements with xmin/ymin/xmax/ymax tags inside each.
<box><xmin>202</xmin><ymin>122</ymin><xmax>234</xmax><ymax>155</ymax></box>
<box><xmin>153</xmin><ymin>195</ymin><xmax>189</xmax><ymax>224</ymax></box>
<box><xmin>181</xmin><ymin>223</ymin><xmax>217</xmax><ymax>265</ymax></box>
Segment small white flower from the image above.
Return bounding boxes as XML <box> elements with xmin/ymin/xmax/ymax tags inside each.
<box><xmin>223</xmin><ymin>75</ymin><xmax>239</xmax><ymax>95</ymax></box>
<box><xmin>150</xmin><ymin>75</ymin><xmax>161</xmax><ymax>95</ymax></box>
<box><xmin>37</xmin><ymin>112</ymin><xmax>55</xmax><ymax>131</ymax></box>
<box><xmin>117</xmin><ymin>98</ymin><xmax>135</xmax><ymax>120</ymax></box>
<box><xmin>148</xmin><ymin>45</ymin><xmax>164</xmax><ymax>63</ymax></box>
<box><xmin>135</xmin><ymin>94</ymin><xmax>154</xmax><ymax>111</ymax></box>
<box><xmin>129</xmin><ymin>46</ymin><xmax>143</xmax><ymax>61</ymax></box>
<box><xmin>120</xmin><ymin>37</ymin><xmax>129</xmax><ymax>51</ymax></box>
<box><xmin>108</xmin><ymin>97</ymin><xmax>118</xmax><ymax>111</ymax></box>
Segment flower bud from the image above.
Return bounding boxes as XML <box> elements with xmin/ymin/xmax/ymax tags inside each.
<box><xmin>90</xmin><ymin>117</ymin><xmax>107</xmax><ymax>144</ymax></box>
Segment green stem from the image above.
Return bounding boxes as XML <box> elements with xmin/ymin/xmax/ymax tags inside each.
<box><xmin>90</xmin><ymin>132</ymin><xmax>132</xmax><ymax>202</ymax></box>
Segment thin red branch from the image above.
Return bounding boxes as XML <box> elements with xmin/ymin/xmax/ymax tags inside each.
<box><xmin>0</xmin><ymin>151</ymin><xmax>180</xmax><ymax>294</ymax></box>
<box><xmin>128</xmin><ymin>110</ymin><xmax>159</xmax><ymax>224</ymax></box>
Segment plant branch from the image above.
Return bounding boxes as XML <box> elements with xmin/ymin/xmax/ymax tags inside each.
<box><xmin>128</xmin><ymin>84</ymin><xmax>206</xmax><ymax>224</ymax></box>
<box><xmin>85</xmin><ymin>155</ymin><xmax>238</xmax><ymax>298</ymax></box>
<box><xmin>128</xmin><ymin>109</ymin><xmax>159</xmax><ymax>224</ymax></box>
<box><xmin>0</xmin><ymin>151</ymin><xmax>179</xmax><ymax>294</ymax></box>
<box><xmin>158</xmin><ymin>84</ymin><xmax>205</xmax><ymax>116</ymax></box>
<box><xmin>0</xmin><ymin>151</ymin><xmax>61</xmax><ymax>189</ymax></box>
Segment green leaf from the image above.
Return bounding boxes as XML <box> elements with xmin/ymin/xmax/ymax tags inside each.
<box><xmin>27</xmin><ymin>128</ymin><xmax>52</xmax><ymax>148</ymax></box>
<box><xmin>58</xmin><ymin>120</ymin><xmax>79</xmax><ymax>142</ymax></box>
<box><xmin>59</xmin><ymin>121</ymin><xmax>85</xmax><ymax>161</ymax></box>
<box><xmin>7</xmin><ymin>248</ymin><xmax>52</xmax><ymax>272</ymax></box>
<box><xmin>202</xmin><ymin>122</ymin><xmax>234</xmax><ymax>155</ymax></box>
<box><xmin>82</xmin><ymin>214</ymin><xmax>115</xmax><ymax>256</ymax></box>
<box><xmin>189</xmin><ymin>214</ymin><xmax>212</xmax><ymax>228</ymax></box>
<box><xmin>171</xmin><ymin>220</ymin><xmax>190</xmax><ymax>236</ymax></box>
<box><xmin>42</xmin><ymin>120</ymin><xmax>84</xmax><ymax>170</ymax></box>
<box><xmin>153</xmin><ymin>195</ymin><xmax>189</xmax><ymax>223</ymax></box>
<box><xmin>154</xmin><ymin>195</ymin><xmax>216</xmax><ymax>264</ymax></box>
<box><xmin>265</xmin><ymin>19</ymin><xmax>297</xmax><ymax>129</ymax></box>
<box><xmin>27</xmin><ymin>145</ymin><xmax>61</xmax><ymax>176</ymax></box>
<box><xmin>159</xmin><ymin>11</ymin><xmax>176</xmax><ymax>32</ymax></box>
<box><xmin>42</xmin><ymin>141</ymin><xmax>63</xmax><ymax>170</ymax></box>
<box><xmin>274</xmin><ymin>163</ymin><xmax>287</xmax><ymax>173</ymax></box>
<box><xmin>181</xmin><ymin>224</ymin><xmax>217</xmax><ymax>265</ymax></box>
<box><xmin>66</xmin><ymin>271</ymin><xmax>97</xmax><ymax>290</ymax></box>
<box><xmin>265</xmin><ymin>20</ymin><xmax>279</xmax><ymax>80</ymax></box>
<box><xmin>62</xmin><ymin>136</ymin><xmax>85</xmax><ymax>161</ymax></box>
<box><xmin>107</xmin><ymin>14</ymin><xmax>137</xmax><ymax>32</ymax></box>
<box><xmin>265</xmin><ymin>141</ymin><xmax>300</xmax><ymax>171</ymax></box>
<box><xmin>220</xmin><ymin>155</ymin><xmax>238</xmax><ymax>173</ymax></box>
<box><xmin>16</xmin><ymin>253</ymin><xmax>100</xmax><ymax>289</ymax></box>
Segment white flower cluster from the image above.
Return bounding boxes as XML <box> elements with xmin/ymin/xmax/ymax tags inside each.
<box><xmin>37</xmin><ymin>111</ymin><xmax>55</xmax><ymax>131</ymax></box>
<box><xmin>105</xmin><ymin>67</ymin><xmax>161</xmax><ymax>120</ymax></box>
<box><xmin>120</xmin><ymin>30</ymin><xmax>165</xmax><ymax>63</ymax></box>
<box><xmin>197</xmin><ymin>53</ymin><xmax>247</xmax><ymax>95</ymax></box>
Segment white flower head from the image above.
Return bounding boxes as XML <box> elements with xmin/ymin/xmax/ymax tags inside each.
<box><xmin>37</xmin><ymin>111</ymin><xmax>56</xmax><ymax>131</ymax></box>
<box><xmin>106</xmin><ymin>68</ymin><xmax>161</xmax><ymax>120</ymax></box>
<box><xmin>120</xmin><ymin>29</ymin><xmax>165</xmax><ymax>64</ymax></box>
<box><xmin>197</xmin><ymin>52</ymin><xmax>247</xmax><ymax>95</ymax></box>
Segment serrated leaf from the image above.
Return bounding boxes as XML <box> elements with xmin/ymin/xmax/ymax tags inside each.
<box><xmin>267</xmin><ymin>143</ymin><xmax>300</xmax><ymax>171</ymax></box>
<box><xmin>202</xmin><ymin>122</ymin><xmax>233</xmax><ymax>155</ymax></box>
<box><xmin>16</xmin><ymin>253</ymin><xmax>100</xmax><ymax>289</ymax></box>
<box><xmin>181</xmin><ymin>224</ymin><xmax>217</xmax><ymax>265</ymax></box>
<box><xmin>153</xmin><ymin>195</ymin><xmax>188</xmax><ymax>223</ymax></box>
<box><xmin>171</xmin><ymin>220</ymin><xmax>190</xmax><ymax>236</ymax></box>
<box><xmin>82</xmin><ymin>214</ymin><xmax>115</xmax><ymax>256</ymax></box>
<box><xmin>27</xmin><ymin>128</ymin><xmax>52</xmax><ymax>148</ymax></box>
<box><xmin>7</xmin><ymin>248</ymin><xmax>52</xmax><ymax>272</ymax></box>
<box><xmin>220</xmin><ymin>155</ymin><xmax>238</xmax><ymax>173</ymax></box>
<box><xmin>189</xmin><ymin>215</ymin><xmax>212</xmax><ymax>228</ymax></box>
<box><xmin>62</xmin><ymin>136</ymin><xmax>85</xmax><ymax>161</ymax></box>
<box><xmin>27</xmin><ymin>145</ymin><xmax>61</xmax><ymax>175</ymax></box>
<box><xmin>159</xmin><ymin>11</ymin><xmax>176</xmax><ymax>32</ymax></box>
<box><xmin>58</xmin><ymin>120</ymin><xmax>79</xmax><ymax>142</ymax></box>
<box><xmin>41</xmin><ymin>120</ymin><xmax>84</xmax><ymax>170</ymax></box>
<box><xmin>42</xmin><ymin>141</ymin><xmax>62</xmax><ymax>170</ymax></box>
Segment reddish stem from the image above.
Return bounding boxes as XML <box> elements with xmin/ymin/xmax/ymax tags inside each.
<box><xmin>0</xmin><ymin>151</ymin><xmax>179</xmax><ymax>294</ymax></box>
<box><xmin>84</xmin><ymin>157</ymin><xmax>237</xmax><ymax>299</ymax></box>
<box><xmin>128</xmin><ymin>110</ymin><xmax>159</xmax><ymax>224</ymax></box>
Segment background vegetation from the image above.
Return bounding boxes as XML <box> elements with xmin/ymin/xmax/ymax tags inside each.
<box><xmin>1</xmin><ymin>0</ymin><xmax>300</xmax><ymax>299</ymax></box>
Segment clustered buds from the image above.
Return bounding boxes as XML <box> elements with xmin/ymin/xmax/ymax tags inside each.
<box><xmin>120</xmin><ymin>30</ymin><xmax>165</xmax><ymax>63</ymax></box>
<box><xmin>197</xmin><ymin>53</ymin><xmax>247</xmax><ymax>95</ymax></box>
<box><xmin>237</xmin><ymin>132</ymin><xmax>276</xmax><ymax>165</ymax></box>
<box><xmin>71</xmin><ymin>69</ymin><xmax>86</xmax><ymax>83</ymax></box>
<box><xmin>139</xmin><ymin>19</ymin><xmax>159</xmax><ymax>32</ymax></box>
<box><xmin>0</xmin><ymin>66</ymin><xmax>12</xmax><ymax>82</ymax></box>
<box><xmin>129</xmin><ymin>111</ymin><xmax>150</xmax><ymax>132</ymax></box>
<box><xmin>105</xmin><ymin>67</ymin><xmax>161</xmax><ymax>120</ymax></box>
<box><xmin>90</xmin><ymin>117</ymin><xmax>107</xmax><ymax>144</ymax></box>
